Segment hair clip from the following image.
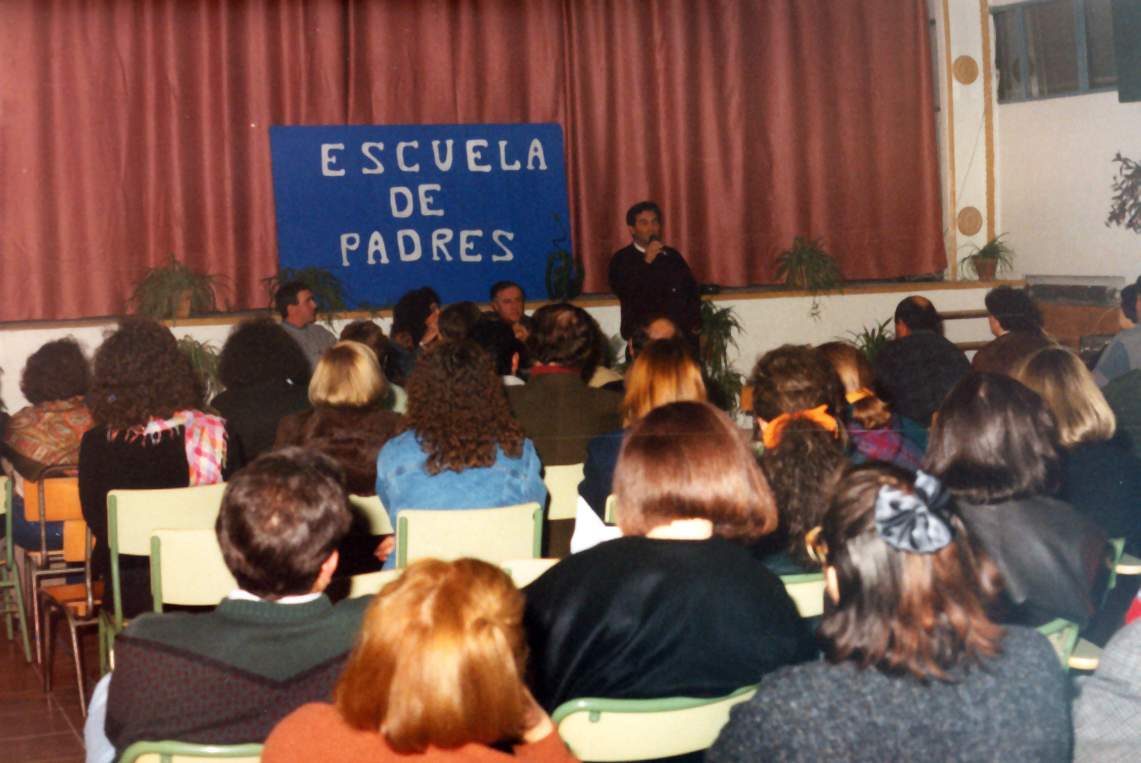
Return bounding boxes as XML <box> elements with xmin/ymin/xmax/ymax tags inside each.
<box><xmin>874</xmin><ymin>470</ymin><xmax>953</xmax><ymax>554</ymax></box>
<box><xmin>107</xmin><ymin>394</ymin><xmax>117</xmax><ymax>402</ymax></box>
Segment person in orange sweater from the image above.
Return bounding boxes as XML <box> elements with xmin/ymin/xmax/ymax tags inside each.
<box><xmin>261</xmin><ymin>558</ymin><xmax>578</xmax><ymax>763</ymax></box>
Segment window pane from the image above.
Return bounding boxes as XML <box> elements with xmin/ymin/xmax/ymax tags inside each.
<box><xmin>1025</xmin><ymin>0</ymin><xmax>1079</xmax><ymax>97</ymax></box>
<box><xmin>994</xmin><ymin>10</ymin><xmax>1024</xmax><ymax>102</ymax></box>
<box><xmin>1085</xmin><ymin>0</ymin><xmax>1118</xmax><ymax>89</ymax></box>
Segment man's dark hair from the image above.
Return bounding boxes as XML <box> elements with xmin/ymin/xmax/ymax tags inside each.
<box><xmin>274</xmin><ymin>280</ymin><xmax>310</xmax><ymax>319</ymax></box>
<box><xmin>630</xmin><ymin>315</ymin><xmax>680</xmax><ymax>361</ymax></box>
<box><xmin>219</xmin><ymin>318</ymin><xmax>311</xmax><ymax>390</ymax></box>
<box><xmin>340</xmin><ymin>320</ymin><xmax>391</xmax><ymax>366</ymax></box>
<box><xmin>625</xmin><ymin>201</ymin><xmax>662</xmax><ymax>228</ymax></box>
<box><xmin>1123</xmin><ymin>284</ymin><xmax>1139</xmax><ymax>324</ymax></box>
<box><xmin>984</xmin><ymin>286</ymin><xmax>1044</xmax><ymax>334</ymax></box>
<box><xmin>391</xmin><ymin>287</ymin><xmax>442</xmax><ymax>347</ymax></box>
<box><xmin>469</xmin><ymin>314</ymin><xmax>527</xmax><ymax>376</ymax></box>
<box><xmin>216</xmin><ymin>447</ymin><xmax>352</xmax><ymax>599</ymax></box>
<box><xmin>489</xmin><ymin>281</ymin><xmax>525</xmax><ymax>303</ymax></box>
<box><xmin>894</xmin><ymin>296</ymin><xmax>943</xmax><ymax>334</ymax></box>
<box><xmin>438</xmin><ymin>302</ymin><xmax>483</xmax><ymax>341</ymax></box>
<box><xmin>529</xmin><ymin>303</ymin><xmax>598</xmax><ymax>377</ymax></box>
<box><xmin>21</xmin><ymin>338</ymin><xmax>90</xmax><ymax>405</ymax></box>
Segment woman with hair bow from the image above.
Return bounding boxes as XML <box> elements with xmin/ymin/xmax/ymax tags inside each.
<box><xmin>707</xmin><ymin>463</ymin><xmax>1072</xmax><ymax>763</ymax></box>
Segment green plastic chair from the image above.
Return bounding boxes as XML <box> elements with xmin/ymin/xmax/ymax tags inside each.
<box><xmin>0</xmin><ymin>477</ymin><xmax>32</xmax><ymax>662</ymax></box>
<box><xmin>1037</xmin><ymin>617</ymin><xmax>1082</xmax><ymax>666</ymax></box>
<box><xmin>780</xmin><ymin>572</ymin><xmax>827</xmax><ymax>618</ymax></box>
<box><xmin>394</xmin><ymin>503</ymin><xmax>543</xmax><ymax>568</ymax></box>
<box><xmin>348</xmin><ymin>494</ymin><xmax>393</xmax><ymax>535</ymax></box>
<box><xmin>1067</xmin><ymin>536</ymin><xmax>1128</xmax><ymax>671</ymax></box>
<box><xmin>544</xmin><ymin>464</ymin><xmax>585</xmax><ymax>521</ymax></box>
<box><xmin>551</xmin><ymin>685</ymin><xmax>759</xmax><ymax>762</ymax></box>
<box><xmin>501</xmin><ymin>557</ymin><xmax>560</xmax><ymax>588</ymax></box>
<box><xmin>118</xmin><ymin>741</ymin><xmax>262</xmax><ymax>763</ymax></box>
<box><xmin>149</xmin><ymin>529</ymin><xmax>237</xmax><ymax>612</ymax></box>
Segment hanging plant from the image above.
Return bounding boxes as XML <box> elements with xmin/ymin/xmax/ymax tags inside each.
<box><xmin>545</xmin><ymin>213</ymin><xmax>584</xmax><ymax>301</ymax></box>
<box><xmin>1107</xmin><ymin>152</ymin><xmax>1141</xmax><ymax>234</ymax></box>
<box><xmin>125</xmin><ymin>254</ymin><xmax>227</xmax><ymax>322</ymax></box>
<box><xmin>700</xmin><ymin>300</ymin><xmax>745</xmax><ymax>414</ymax></box>
<box><xmin>774</xmin><ymin>236</ymin><xmax>844</xmax><ymax>320</ymax></box>
<box><xmin>262</xmin><ymin>266</ymin><xmax>354</xmax><ymax>326</ymax></box>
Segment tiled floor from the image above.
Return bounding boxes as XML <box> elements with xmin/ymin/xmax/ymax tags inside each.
<box><xmin>0</xmin><ymin>614</ymin><xmax>98</xmax><ymax>763</ymax></box>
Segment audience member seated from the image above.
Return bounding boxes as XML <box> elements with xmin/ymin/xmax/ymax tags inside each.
<box><xmin>262</xmin><ymin>558</ymin><xmax>576</xmax><ymax>763</ymax></box>
<box><xmin>489</xmin><ymin>280</ymin><xmax>533</xmax><ymax>341</ymax></box>
<box><xmin>749</xmin><ymin>345</ymin><xmax>849</xmax><ymax>574</ymax></box>
<box><xmin>1093</xmin><ymin>276</ymin><xmax>1141</xmax><ymax>387</ymax></box>
<box><xmin>339</xmin><ymin>320</ymin><xmax>406</xmax><ymax>413</ymax></box>
<box><xmin>817</xmin><ymin>341</ymin><xmax>926</xmax><ymax>470</ymax></box>
<box><xmin>274</xmin><ymin>280</ymin><xmax>337</xmax><ymax>370</ymax></box>
<box><xmin>470</xmin><ymin>313</ymin><xmax>527</xmax><ymax>385</ymax></box>
<box><xmin>923</xmin><ymin>372</ymin><xmax>1106</xmax><ymax>627</ymax></box>
<box><xmin>84</xmin><ymin>448</ymin><xmax>368</xmax><ymax>763</ymax></box>
<box><xmin>1015</xmin><ymin>346</ymin><xmax>1141</xmax><ymax>555</ymax></box>
<box><xmin>1</xmin><ymin>338</ymin><xmax>93</xmax><ymax>551</ymax></box>
<box><xmin>1102</xmin><ymin>367</ymin><xmax>1141</xmax><ymax>458</ymax></box>
<box><xmin>708</xmin><ymin>464</ymin><xmax>1072</xmax><ymax>763</ymax></box>
<box><xmin>211</xmin><ymin>318</ymin><xmax>311</xmax><ymax>461</ymax></box>
<box><xmin>437</xmin><ymin>301</ymin><xmax>483</xmax><ymax>342</ymax></box>
<box><xmin>873</xmin><ymin>295</ymin><xmax>970</xmax><ymax>427</ymax></box>
<box><xmin>572</xmin><ymin>338</ymin><xmax>706</xmax><ymax>553</ymax></box>
<box><xmin>79</xmin><ymin>318</ymin><xmax>242</xmax><ymax>617</ymax></box>
<box><xmin>524</xmin><ymin>401</ymin><xmax>817</xmax><ymax>760</ymax></box>
<box><xmin>387</xmin><ymin>286</ymin><xmax>441</xmax><ymax>384</ymax></box>
<box><xmin>375</xmin><ymin>341</ymin><xmax>546</xmax><ymax>569</ymax></box>
<box><xmin>1072</xmin><ymin>618</ymin><xmax>1141</xmax><ymax>761</ymax></box>
<box><xmin>972</xmin><ymin>285</ymin><xmax>1053</xmax><ymax>376</ymax></box>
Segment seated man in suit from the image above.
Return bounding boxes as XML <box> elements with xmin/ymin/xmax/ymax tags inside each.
<box><xmin>85</xmin><ymin>447</ymin><xmax>368</xmax><ymax>762</ymax></box>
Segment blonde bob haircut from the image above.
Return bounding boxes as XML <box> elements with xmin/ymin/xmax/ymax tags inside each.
<box><xmin>614</xmin><ymin>400</ymin><xmax>778</xmax><ymax>541</ymax></box>
<box><xmin>1014</xmin><ymin>346</ymin><xmax>1115</xmax><ymax>448</ymax></box>
<box><xmin>621</xmin><ymin>338</ymin><xmax>706</xmax><ymax>425</ymax></box>
<box><xmin>334</xmin><ymin>558</ymin><xmax>530</xmax><ymax>753</ymax></box>
<box><xmin>308</xmin><ymin>341</ymin><xmax>387</xmax><ymax>408</ymax></box>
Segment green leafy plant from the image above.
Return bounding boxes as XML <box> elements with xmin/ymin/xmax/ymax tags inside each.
<box><xmin>262</xmin><ymin>266</ymin><xmax>354</xmax><ymax>326</ymax></box>
<box><xmin>774</xmin><ymin>236</ymin><xmax>844</xmax><ymax>320</ymax></box>
<box><xmin>848</xmin><ymin>318</ymin><xmax>893</xmax><ymax>366</ymax></box>
<box><xmin>125</xmin><ymin>254</ymin><xmax>226</xmax><ymax>322</ymax></box>
<box><xmin>177</xmin><ymin>335</ymin><xmax>222</xmax><ymax>403</ymax></box>
<box><xmin>700</xmin><ymin>300</ymin><xmax>745</xmax><ymax>413</ymax></box>
<box><xmin>1107</xmin><ymin>152</ymin><xmax>1141</xmax><ymax>234</ymax></box>
<box><xmin>959</xmin><ymin>234</ymin><xmax>1015</xmax><ymax>280</ymax></box>
<box><xmin>545</xmin><ymin>214</ymin><xmax>584</xmax><ymax>301</ymax></box>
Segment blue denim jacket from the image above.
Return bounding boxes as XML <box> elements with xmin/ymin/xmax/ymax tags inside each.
<box><xmin>376</xmin><ymin>431</ymin><xmax>547</xmax><ymax>569</ymax></box>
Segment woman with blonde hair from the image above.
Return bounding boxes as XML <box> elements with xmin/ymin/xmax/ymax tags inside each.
<box><xmin>572</xmin><ymin>338</ymin><xmax>706</xmax><ymax>553</ymax></box>
<box><xmin>817</xmin><ymin>341</ymin><xmax>926</xmax><ymax>470</ymax></box>
<box><xmin>262</xmin><ymin>558</ymin><xmax>577</xmax><ymax>763</ymax></box>
<box><xmin>1014</xmin><ymin>346</ymin><xmax>1141</xmax><ymax>553</ymax></box>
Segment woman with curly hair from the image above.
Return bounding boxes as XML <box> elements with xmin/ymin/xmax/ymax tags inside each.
<box><xmin>374</xmin><ymin>341</ymin><xmax>546</xmax><ymax>570</ymax></box>
<box><xmin>749</xmin><ymin>344</ymin><xmax>849</xmax><ymax>574</ymax></box>
<box><xmin>211</xmin><ymin>317</ymin><xmax>311</xmax><ymax>460</ymax></box>
<box><xmin>80</xmin><ymin>317</ymin><xmax>242</xmax><ymax>617</ymax></box>
<box><xmin>1</xmin><ymin>338</ymin><xmax>93</xmax><ymax>550</ymax></box>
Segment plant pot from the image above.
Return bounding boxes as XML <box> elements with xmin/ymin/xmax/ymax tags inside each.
<box><xmin>175</xmin><ymin>292</ymin><xmax>193</xmax><ymax>319</ymax></box>
<box><xmin>974</xmin><ymin>260</ymin><xmax>998</xmax><ymax>281</ymax></box>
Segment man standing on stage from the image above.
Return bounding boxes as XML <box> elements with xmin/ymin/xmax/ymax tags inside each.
<box><xmin>608</xmin><ymin>201</ymin><xmax>703</xmax><ymax>343</ymax></box>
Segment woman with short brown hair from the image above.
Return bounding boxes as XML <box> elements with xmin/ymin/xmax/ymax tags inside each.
<box><xmin>708</xmin><ymin>463</ymin><xmax>1072</xmax><ymax>762</ymax></box>
<box><xmin>262</xmin><ymin>558</ymin><xmax>577</xmax><ymax>763</ymax></box>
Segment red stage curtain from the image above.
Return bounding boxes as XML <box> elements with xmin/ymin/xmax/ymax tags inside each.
<box><xmin>0</xmin><ymin>0</ymin><xmax>944</xmax><ymax>322</ymax></box>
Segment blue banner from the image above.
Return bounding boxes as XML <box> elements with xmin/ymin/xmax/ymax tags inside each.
<box><xmin>270</xmin><ymin>123</ymin><xmax>572</xmax><ymax>307</ymax></box>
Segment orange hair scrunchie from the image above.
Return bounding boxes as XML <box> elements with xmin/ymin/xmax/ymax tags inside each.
<box><xmin>845</xmin><ymin>388</ymin><xmax>875</xmax><ymax>404</ymax></box>
<box><xmin>762</xmin><ymin>404</ymin><xmax>839</xmax><ymax>449</ymax></box>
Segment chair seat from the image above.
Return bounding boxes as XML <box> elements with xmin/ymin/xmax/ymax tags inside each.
<box><xmin>43</xmin><ymin>582</ymin><xmax>104</xmax><ymax>618</ymax></box>
<box><xmin>1068</xmin><ymin>638</ymin><xmax>1103</xmax><ymax>672</ymax></box>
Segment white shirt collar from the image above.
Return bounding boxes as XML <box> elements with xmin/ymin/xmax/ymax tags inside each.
<box><xmin>633</xmin><ymin>241</ymin><xmax>646</xmax><ymax>253</ymax></box>
<box><xmin>227</xmin><ymin>589</ymin><xmax>323</xmax><ymax>605</ymax></box>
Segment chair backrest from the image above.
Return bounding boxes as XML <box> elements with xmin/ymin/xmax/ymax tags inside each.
<box><xmin>395</xmin><ymin>503</ymin><xmax>543</xmax><ymax>568</ymax></box>
<box><xmin>604</xmin><ymin>494</ymin><xmax>617</xmax><ymax>525</ymax></box>
<box><xmin>544</xmin><ymin>464</ymin><xmax>585</xmax><ymax>521</ymax></box>
<box><xmin>1037</xmin><ymin>617</ymin><xmax>1082</xmax><ymax>666</ymax></box>
<box><xmin>780</xmin><ymin>573</ymin><xmax>826</xmax><ymax>618</ymax></box>
<box><xmin>348</xmin><ymin>494</ymin><xmax>393</xmax><ymax>535</ymax></box>
<box><xmin>346</xmin><ymin>568</ymin><xmax>402</xmax><ymax>597</ymax></box>
<box><xmin>150</xmin><ymin>529</ymin><xmax>237</xmax><ymax>611</ymax></box>
<box><xmin>552</xmin><ymin>685</ymin><xmax>759</xmax><ymax>762</ymax></box>
<box><xmin>501</xmin><ymin>558</ymin><xmax>559</xmax><ymax>588</ymax></box>
<box><xmin>24</xmin><ymin>467</ymin><xmax>81</xmax><ymax>523</ymax></box>
<box><xmin>119</xmin><ymin>741</ymin><xmax>262</xmax><ymax>763</ymax></box>
<box><xmin>0</xmin><ymin>477</ymin><xmax>10</xmax><ymax>566</ymax></box>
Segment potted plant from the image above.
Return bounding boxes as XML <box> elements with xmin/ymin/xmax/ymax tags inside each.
<box><xmin>959</xmin><ymin>235</ymin><xmax>1015</xmax><ymax>281</ymax></box>
<box><xmin>177</xmin><ymin>335</ymin><xmax>222</xmax><ymax>403</ymax></box>
<box><xmin>773</xmin><ymin>236</ymin><xmax>844</xmax><ymax>319</ymax></box>
<box><xmin>126</xmin><ymin>254</ymin><xmax>226</xmax><ymax>321</ymax></box>
<box><xmin>545</xmin><ymin>213</ymin><xmax>584</xmax><ymax>301</ymax></box>
<box><xmin>700</xmin><ymin>300</ymin><xmax>745</xmax><ymax>414</ymax></box>
<box><xmin>262</xmin><ymin>266</ymin><xmax>354</xmax><ymax>326</ymax></box>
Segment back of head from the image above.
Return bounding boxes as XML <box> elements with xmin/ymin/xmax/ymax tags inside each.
<box><xmin>219</xmin><ymin>317</ymin><xmax>311</xmax><ymax>391</ymax></box>
<box><xmin>819</xmin><ymin>463</ymin><xmax>1004</xmax><ymax>681</ymax></box>
<box><xmin>392</xmin><ymin>287</ymin><xmax>442</xmax><ymax>346</ymax></box>
<box><xmin>309</xmin><ymin>341</ymin><xmax>387</xmax><ymax>408</ymax></box>
<box><xmin>817</xmin><ymin>341</ymin><xmax>891</xmax><ymax>430</ymax></box>
<box><xmin>614</xmin><ymin>401</ymin><xmax>777</xmax><ymax>541</ymax></box>
<box><xmin>923</xmin><ymin>372</ymin><xmax>1060</xmax><ymax>504</ymax></box>
<box><xmin>621</xmin><ymin>338</ymin><xmax>706</xmax><ymax>425</ymax></box>
<box><xmin>88</xmin><ymin>317</ymin><xmax>200</xmax><ymax>430</ymax></box>
<box><xmin>437</xmin><ymin>302</ymin><xmax>483</xmax><ymax>341</ymax></box>
<box><xmin>894</xmin><ymin>296</ymin><xmax>942</xmax><ymax>334</ymax></box>
<box><xmin>1125</xmin><ymin>283</ymin><xmax>1140</xmax><ymax>324</ymax></box>
<box><xmin>985</xmin><ymin>286</ymin><xmax>1044</xmax><ymax>334</ymax></box>
<box><xmin>274</xmin><ymin>280</ymin><xmax>310</xmax><ymax>319</ymax></box>
<box><xmin>751</xmin><ymin>344</ymin><xmax>846</xmax><ymax>423</ymax></box>
<box><xmin>216</xmin><ymin>447</ymin><xmax>351</xmax><ymax>599</ymax></box>
<box><xmin>625</xmin><ymin>200</ymin><xmax>662</xmax><ymax>227</ymax></box>
<box><xmin>629</xmin><ymin>315</ymin><xmax>680</xmax><ymax>360</ymax></box>
<box><xmin>340</xmin><ymin>320</ymin><xmax>391</xmax><ymax>366</ymax></box>
<box><xmin>21</xmin><ymin>337</ymin><xmax>90</xmax><ymax>405</ymax></box>
<box><xmin>403</xmin><ymin>341</ymin><xmax>525</xmax><ymax>474</ymax></box>
<box><xmin>469</xmin><ymin>314</ymin><xmax>526</xmax><ymax>377</ymax></box>
<box><xmin>528</xmin><ymin>302</ymin><xmax>597</xmax><ymax>373</ymax></box>
<box><xmin>335</xmin><ymin>558</ymin><xmax>528</xmax><ymax>753</ymax></box>
<box><xmin>1014</xmin><ymin>346</ymin><xmax>1115</xmax><ymax>448</ymax></box>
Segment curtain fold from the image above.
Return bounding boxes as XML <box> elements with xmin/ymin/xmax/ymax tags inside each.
<box><xmin>0</xmin><ymin>0</ymin><xmax>945</xmax><ymax>322</ymax></box>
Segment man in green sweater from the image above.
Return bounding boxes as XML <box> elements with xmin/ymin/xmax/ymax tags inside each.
<box><xmin>86</xmin><ymin>447</ymin><xmax>370</xmax><ymax>762</ymax></box>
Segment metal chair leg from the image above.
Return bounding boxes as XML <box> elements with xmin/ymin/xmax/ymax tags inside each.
<box><xmin>42</xmin><ymin>601</ymin><xmax>55</xmax><ymax>693</ymax></box>
<box><xmin>10</xmin><ymin>562</ymin><xmax>31</xmax><ymax>663</ymax></box>
<box><xmin>68</xmin><ymin>617</ymin><xmax>86</xmax><ymax>715</ymax></box>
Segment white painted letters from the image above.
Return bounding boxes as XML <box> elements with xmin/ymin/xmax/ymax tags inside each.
<box><xmin>396</xmin><ymin>141</ymin><xmax>420</xmax><ymax>172</ymax></box>
<box><xmin>322</xmin><ymin>143</ymin><xmax>346</xmax><ymax>176</ymax></box>
<box><xmin>398</xmin><ymin>230</ymin><xmax>422</xmax><ymax>261</ymax></box>
<box><xmin>361</xmin><ymin>143</ymin><xmax>384</xmax><ymax>174</ymax></box>
<box><xmin>432</xmin><ymin>229</ymin><xmax>454</xmax><ymax>261</ymax></box>
<box><xmin>466</xmin><ymin>140</ymin><xmax>492</xmax><ymax>172</ymax></box>
<box><xmin>390</xmin><ymin>187</ymin><xmax>414</xmax><ymax>218</ymax></box>
<box><xmin>367</xmin><ymin>231</ymin><xmax>389</xmax><ymax>264</ymax></box>
<box><xmin>491</xmin><ymin>230</ymin><xmax>515</xmax><ymax>261</ymax></box>
<box><xmin>418</xmin><ymin>184</ymin><xmax>444</xmax><ymax>216</ymax></box>
<box><xmin>499</xmin><ymin>141</ymin><xmax>521</xmax><ymax>171</ymax></box>
<box><xmin>340</xmin><ymin>233</ymin><xmax>360</xmax><ymax>266</ymax></box>
<box><xmin>459</xmin><ymin>230</ymin><xmax>483</xmax><ymax>261</ymax></box>
<box><xmin>432</xmin><ymin>140</ymin><xmax>454</xmax><ymax>171</ymax></box>
<box><xmin>526</xmin><ymin>139</ymin><xmax>547</xmax><ymax>170</ymax></box>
